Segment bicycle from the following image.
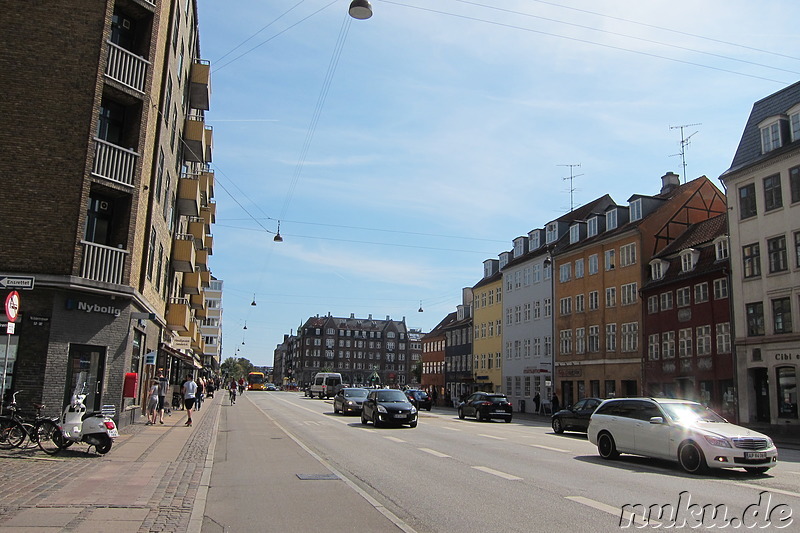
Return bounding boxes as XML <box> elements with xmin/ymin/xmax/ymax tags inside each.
<box><xmin>0</xmin><ymin>391</ymin><xmax>62</xmax><ymax>455</ymax></box>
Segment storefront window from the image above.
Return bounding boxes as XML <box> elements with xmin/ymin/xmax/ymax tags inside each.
<box><xmin>777</xmin><ymin>366</ymin><xmax>798</xmax><ymax>419</ymax></box>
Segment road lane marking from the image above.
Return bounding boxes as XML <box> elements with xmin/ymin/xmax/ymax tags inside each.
<box><xmin>478</xmin><ymin>434</ymin><xmax>506</xmax><ymax>440</ymax></box>
<box><xmin>384</xmin><ymin>436</ymin><xmax>406</xmax><ymax>443</ymax></box>
<box><xmin>566</xmin><ymin>496</ymin><xmax>661</xmax><ymax>528</ymax></box>
<box><xmin>441</xmin><ymin>427</ymin><xmax>460</xmax><ymax>431</ymax></box>
<box><xmin>472</xmin><ymin>466</ymin><xmax>522</xmax><ymax>480</ymax></box>
<box><xmin>419</xmin><ymin>448</ymin><xmax>450</xmax><ymax>458</ymax></box>
<box><xmin>529</xmin><ymin>444</ymin><xmax>570</xmax><ymax>453</ymax></box>
<box><xmin>734</xmin><ymin>483</ymin><xmax>800</xmax><ymax>499</ymax></box>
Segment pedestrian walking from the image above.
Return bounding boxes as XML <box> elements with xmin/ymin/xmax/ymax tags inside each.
<box><xmin>533</xmin><ymin>392</ymin><xmax>541</xmax><ymax>414</ymax></box>
<box><xmin>431</xmin><ymin>386</ymin><xmax>438</xmax><ymax>407</ymax></box>
<box><xmin>157</xmin><ymin>369</ymin><xmax>169</xmax><ymax>423</ymax></box>
<box><xmin>146</xmin><ymin>379</ymin><xmax>159</xmax><ymax>425</ymax></box>
<box><xmin>182</xmin><ymin>374</ymin><xmax>197</xmax><ymax>427</ymax></box>
<box><xmin>195</xmin><ymin>378</ymin><xmax>204</xmax><ymax>411</ymax></box>
<box><xmin>551</xmin><ymin>393</ymin><xmax>560</xmax><ymax>415</ymax></box>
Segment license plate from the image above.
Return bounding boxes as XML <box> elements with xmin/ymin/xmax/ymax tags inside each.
<box><xmin>394</xmin><ymin>414</ymin><xmax>407</xmax><ymax>418</ymax></box>
<box><xmin>745</xmin><ymin>451</ymin><xmax>767</xmax><ymax>460</ymax></box>
<box><xmin>108</xmin><ymin>429</ymin><xmax>119</xmax><ymax>438</ymax></box>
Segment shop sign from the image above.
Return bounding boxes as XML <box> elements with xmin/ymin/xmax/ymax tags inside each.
<box><xmin>65</xmin><ymin>299</ymin><xmax>121</xmax><ymax>317</ymax></box>
<box><xmin>172</xmin><ymin>337</ymin><xmax>192</xmax><ymax>350</ymax></box>
<box><xmin>557</xmin><ymin>367</ymin><xmax>583</xmax><ymax>378</ymax></box>
<box><xmin>774</xmin><ymin>352</ymin><xmax>800</xmax><ymax>361</ymax></box>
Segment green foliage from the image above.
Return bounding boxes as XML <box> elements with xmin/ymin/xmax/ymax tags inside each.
<box><xmin>221</xmin><ymin>356</ymin><xmax>255</xmax><ymax>381</ymax></box>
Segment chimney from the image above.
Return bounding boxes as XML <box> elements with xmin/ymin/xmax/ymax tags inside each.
<box><xmin>368</xmin><ymin>314</ymin><xmax>372</xmax><ymax>320</ymax></box>
<box><xmin>660</xmin><ymin>171</ymin><xmax>680</xmax><ymax>194</ymax></box>
<box><xmin>350</xmin><ymin>313</ymin><xmax>355</xmax><ymax>319</ymax></box>
<box><xmin>386</xmin><ymin>315</ymin><xmax>390</xmax><ymax>321</ymax></box>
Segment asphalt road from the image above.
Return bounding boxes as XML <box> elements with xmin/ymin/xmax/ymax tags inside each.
<box><xmin>207</xmin><ymin>391</ymin><xmax>800</xmax><ymax>532</ymax></box>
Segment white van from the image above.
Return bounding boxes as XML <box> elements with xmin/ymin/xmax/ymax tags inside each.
<box><xmin>310</xmin><ymin>372</ymin><xmax>343</xmax><ymax>399</ymax></box>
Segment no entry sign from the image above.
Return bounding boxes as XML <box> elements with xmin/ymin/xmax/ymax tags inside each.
<box><xmin>4</xmin><ymin>291</ymin><xmax>20</xmax><ymax>323</ymax></box>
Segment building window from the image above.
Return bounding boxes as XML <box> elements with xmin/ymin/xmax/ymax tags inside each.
<box><xmin>530</xmin><ymin>231</ymin><xmax>540</xmax><ymax>250</ymax></box>
<box><xmin>662</xmin><ymin>331</ymin><xmax>676</xmax><ymax>359</ymax></box>
<box><xmin>715</xmin><ymin>238</ymin><xmax>729</xmax><ymax>260</ymax></box>
<box><xmin>533</xmin><ymin>301</ymin><xmax>541</xmax><ymax>320</ymax></box>
<box><xmin>604</xmin><ymin>249</ymin><xmax>616</xmax><ymax>270</ymax></box>
<box><xmin>763</xmin><ymin>174</ymin><xmax>783</xmax><ymax>211</ymax></box>
<box><xmin>575</xmin><ymin>294</ymin><xmax>585</xmax><ymax>313</ymax></box>
<box><xmin>760</xmin><ymin>121</ymin><xmax>782</xmax><ymax>153</ymax></box>
<box><xmin>772</xmin><ymin>297</ymin><xmax>792</xmax><ymax>334</ymax></box>
<box><xmin>559</xmin><ymin>297</ymin><xmax>572</xmax><ymax>316</ymax></box>
<box><xmin>660</xmin><ymin>291</ymin><xmax>673</xmax><ymax>311</ymax></box>
<box><xmin>588</xmin><ymin>325</ymin><xmax>599</xmax><ymax>353</ymax></box>
<box><xmin>694</xmin><ymin>282</ymin><xmax>709</xmax><ymax>303</ymax></box>
<box><xmin>587</xmin><ymin>217</ymin><xmax>598</xmax><ymax>237</ymax></box>
<box><xmin>606</xmin><ymin>209</ymin><xmax>618</xmax><ymax>230</ymax></box>
<box><xmin>767</xmin><ymin>235</ymin><xmax>788</xmax><ymax>273</ymax></box>
<box><xmin>621</xmin><ymin>322</ymin><xmax>638</xmax><ymax>352</ymax></box>
<box><xmin>559</xmin><ymin>263</ymin><xmax>571</xmax><ymax>283</ymax></box>
<box><xmin>651</xmin><ymin>260</ymin><xmax>664</xmax><ymax>281</ymax></box>
<box><xmin>795</xmin><ymin>231</ymin><xmax>800</xmax><ymax>268</ymax></box>
<box><xmin>677</xmin><ymin>287</ymin><xmax>691</xmax><ymax>307</ymax></box>
<box><xmin>546</xmin><ymin>222</ymin><xmax>558</xmax><ymax>244</ymax></box>
<box><xmin>621</xmin><ymin>283</ymin><xmax>637</xmax><ymax>305</ymax></box>
<box><xmin>630</xmin><ymin>199</ymin><xmax>642</xmax><ymax>221</ymax></box>
<box><xmin>648</xmin><ymin>333</ymin><xmax>660</xmax><ymax>360</ymax></box>
<box><xmin>678</xmin><ymin>328</ymin><xmax>693</xmax><ymax>358</ymax></box>
<box><xmin>588</xmin><ymin>291</ymin><xmax>599</xmax><ymax>311</ymax></box>
<box><xmin>620</xmin><ymin>243</ymin><xmax>636</xmax><ymax>267</ymax></box>
<box><xmin>776</xmin><ymin>367</ymin><xmax>798</xmax><ymax>419</ymax></box>
<box><xmin>696</xmin><ymin>325</ymin><xmax>711</xmax><ymax>356</ymax></box>
<box><xmin>793</xmin><ymin>112</ymin><xmax>800</xmax><ymax>142</ymax></box>
<box><xmin>559</xmin><ymin>330</ymin><xmax>572</xmax><ymax>355</ymax></box>
<box><xmin>605</xmin><ymin>287</ymin><xmax>616</xmax><ymax>308</ymax></box>
<box><xmin>716</xmin><ymin>323</ymin><xmax>731</xmax><ymax>353</ymax></box>
<box><xmin>680</xmin><ymin>250</ymin><xmax>697</xmax><ymax>272</ymax></box>
<box><xmin>605</xmin><ymin>323</ymin><xmax>617</xmax><ymax>352</ymax></box>
<box><xmin>544</xmin><ymin>298</ymin><xmax>552</xmax><ymax>318</ymax></box>
<box><xmin>738</xmin><ymin>183</ymin><xmax>757</xmax><ymax>220</ymax></box>
<box><xmin>147</xmin><ymin>229</ymin><xmax>156</xmax><ymax>280</ymax></box>
<box><xmin>570</xmin><ymin>224</ymin><xmax>580</xmax><ymax>244</ymax></box>
<box><xmin>746</xmin><ymin>302</ymin><xmax>765</xmax><ymax>336</ymax></box>
<box><xmin>791</xmin><ymin>166</ymin><xmax>800</xmax><ymax>204</ymax></box>
<box><xmin>742</xmin><ymin>243</ymin><xmax>761</xmax><ymax>278</ymax></box>
<box><xmin>524</xmin><ymin>303</ymin><xmax>531</xmax><ymax>321</ymax></box>
<box><xmin>647</xmin><ymin>295</ymin><xmax>659</xmax><ymax>314</ymax></box>
<box><xmin>588</xmin><ymin>254</ymin><xmax>599</xmax><ymax>275</ymax></box>
<box><xmin>575</xmin><ymin>328</ymin><xmax>585</xmax><ymax>354</ymax></box>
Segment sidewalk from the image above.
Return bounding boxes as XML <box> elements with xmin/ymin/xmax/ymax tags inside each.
<box><xmin>0</xmin><ymin>396</ymin><xmax>217</xmax><ymax>532</ymax></box>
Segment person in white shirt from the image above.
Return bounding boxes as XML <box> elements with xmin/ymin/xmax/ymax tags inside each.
<box><xmin>182</xmin><ymin>374</ymin><xmax>197</xmax><ymax>427</ymax></box>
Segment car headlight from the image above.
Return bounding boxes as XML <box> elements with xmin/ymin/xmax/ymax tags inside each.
<box><xmin>377</xmin><ymin>405</ymin><xmax>387</xmax><ymax>413</ymax></box>
<box><xmin>766</xmin><ymin>437</ymin><xmax>774</xmax><ymax>448</ymax></box>
<box><xmin>410</xmin><ymin>406</ymin><xmax>417</xmax><ymax>414</ymax></box>
<box><xmin>346</xmin><ymin>400</ymin><xmax>355</xmax><ymax>406</ymax></box>
<box><xmin>703</xmin><ymin>434</ymin><xmax>732</xmax><ymax>448</ymax></box>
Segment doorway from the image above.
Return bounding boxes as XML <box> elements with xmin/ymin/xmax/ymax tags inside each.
<box><xmin>752</xmin><ymin>368</ymin><xmax>770</xmax><ymax>422</ymax></box>
<box><xmin>65</xmin><ymin>344</ymin><xmax>107</xmax><ymax>411</ymax></box>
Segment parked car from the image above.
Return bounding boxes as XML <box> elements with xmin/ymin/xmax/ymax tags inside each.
<box><xmin>587</xmin><ymin>398</ymin><xmax>778</xmax><ymax>474</ymax></box>
<box><xmin>458</xmin><ymin>392</ymin><xmax>512</xmax><ymax>422</ymax></box>
<box><xmin>333</xmin><ymin>388</ymin><xmax>369</xmax><ymax>415</ymax></box>
<box><xmin>361</xmin><ymin>389</ymin><xmax>418</xmax><ymax>428</ymax></box>
<box><xmin>404</xmin><ymin>389</ymin><xmax>432</xmax><ymax>411</ymax></box>
<box><xmin>551</xmin><ymin>397</ymin><xmax>602</xmax><ymax>434</ymax></box>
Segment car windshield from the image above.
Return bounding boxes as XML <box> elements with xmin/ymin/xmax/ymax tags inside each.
<box><xmin>345</xmin><ymin>389</ymin><xmax>368</xmax><ymax>398</ymax></box>
<box><xmin>376</xmin><ymin>390</ymin><xmax>408</xmax><ymax>402</ymax></box>
<box><xmin>410</xmin><ymin>391</ymin><xmax>428</xmax><ymax>399</ymax></box>
<box><xmin>660</xmin><ymin>402</ymin><xmax>726</xmax><ymax>423</ymax></box>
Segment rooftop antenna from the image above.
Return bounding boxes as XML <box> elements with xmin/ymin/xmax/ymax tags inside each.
<box><xmin>558</xmin><ymin>163</ymin><xmax>582</xmax><ymax>212</ymax></box>
<box><xmin>670</xmin><ymin>123</ymin><xmax>701</xmax><ymax>183</ymax></box>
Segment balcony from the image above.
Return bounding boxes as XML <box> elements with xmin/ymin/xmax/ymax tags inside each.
<box><xmin>189</xmin><ymin>60</ymin><xmax>211</xmax><ymax>111</ymax></box>
<box><xmin>177</xmin><ymin>175</ymin><xmax>201</xmax><ymax>216</ymax></box>
<box><xmin>200</xmin><ymin>170</ymin><xmax>215</xmax><ymax>200</ymax></box>
<box><xmin>105</xmin><ymin>41</ymin><xmax>150</xmax><ymax>94</ymax></box>
<box><xmin>187</xmin><ymin>217</ymin><xmax>205</xmax><ymax>249</ymax></box>
<box><xmin>182</xmin><ymin>271</ymin><xmax>201</xmax><ymax>295</ymax></box>
<box><xmin>80</xmin><ymin>241</ymin><xmax>129</xmax><ymax>285</ymax></box>
<box><xmin>200</xmin><ymin>201</ymin><xmax>216</xmax><ymax>225</ymax></box>
<box><xmin>195</xmin><ymin>248</ymin><xmax>208</xmax><ymax>270</ymax></box>
<box><xmin>92</xmin><ymin>138</ymin><xmax>139</xmax><ymax>187</ymax></box>
<box><xmin>166</xmin><ymin>298</ymin><xmax>191</xmax><ymax>332</ymax></box>
<box><xmin>171</xmin><ymin>234</ymin><xmax>196</xmax><ymax>273</ymax></box>
<box><xmin>190</xmin><ymin>292</ymin><xmax>205</xmax><ymax>310</ymax></box>
<box><xmin>200</xmin><ymin>270</ymin><xmax>211</xmax><ymax>288</ymax></box>
<box><xmin>204</xmin><ymin>125</ymin><xmax>213</xmax><ymax>162</ymax></box>
<box><xmin>205</xmin><ymin>234</ymin><xmax>213</xmax><ymax>255</ymax></box>
<box><xmin>183</xmin><ymin>116</ymin><xmax>208</xmax><ymax>163</ymax></box>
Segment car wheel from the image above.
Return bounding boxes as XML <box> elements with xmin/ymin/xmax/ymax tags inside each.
<box><xmin>475</xmin><ymin>410</ymin><xmax>483</xmax><ymax>422</ymax></box>
<box><xmin>373</xmin><ymin>416</ymin><xmax>381</xmax><ymax>428</ymax></box>
<box><xmin>409</xmin><ymin>420</ymin><xmax>418</xmax><ymax>428</ymax></box>
<box><xmin>744</xmin><ymin>467</ymin><xmax>769</xmax><ymax>475</ymax></box>
<box><xmin>426</xmin><ymin>406</ymin><xmax>431</xmax><ymax>411</ymax></box>
<box><xmin>504</xmin><ymin>417</ymin><xmax>512</xmax><ymax>423</ymax></box>
<box><xmin>458</xmin><ymin>408</ymin><xmax>465</xmax><ymax>419</ymax></box>
<box><xmin>552</xmin><ymin>417</ymin><xmax>564</xmax><ymax>434</ymax></box>
<box><xmin>678</xmin><ymin>441</ymin><xmax>707</xmax><ymax>474</ymax></box>
<box><xmin>334</xmin><ymin>404</ymin><xmax>339</xmax><ymax>414</ymax></box>
<box><xmin>361</xmin><ymin>412</ymin><xmax>368</xmax><ymax>425</ymax></box>
<box><xmin>597</xmin><ymin>432</ymin><xmax>619</xmax><ymax>460</ymax></box>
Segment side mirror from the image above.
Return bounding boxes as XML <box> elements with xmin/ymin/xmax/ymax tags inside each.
<box><xmin>649</xmin><ymin>416</ymin><xmax>664</xmax><ymax>425</ymax></box>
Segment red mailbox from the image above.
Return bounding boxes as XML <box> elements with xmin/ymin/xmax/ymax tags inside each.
<box><xmin>123</xmin><ymin>372</ymin><xmax>138</xmax><ymax>398</ymax></box>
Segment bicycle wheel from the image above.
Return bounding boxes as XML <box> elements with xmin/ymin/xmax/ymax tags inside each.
<box><xmin>0</xmin><ymin>418</ymin><xmax>27</xmax><ymax>449</ymax></box>
<box><xmin>36</xmin><ymin>419</ymin><xmax>63</xmax><ymax>455</ymax></box>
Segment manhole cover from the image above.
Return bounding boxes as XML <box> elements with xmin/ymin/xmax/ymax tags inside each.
<box><xmin>296</xmin><ymin>473</ymin><xmax>339</xmax><ymax>480</ymax></box>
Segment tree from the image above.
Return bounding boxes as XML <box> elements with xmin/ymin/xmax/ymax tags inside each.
<box><xmin>221</xmin><ymin>356</ymin><xmax>254</xmax><ymax>381</ymax></box>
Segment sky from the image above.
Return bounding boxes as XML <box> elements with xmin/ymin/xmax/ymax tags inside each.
<box><xmin>196</xmin><ymin>0</ymin><xmax>800</xmax><ymax>367</ymax></box>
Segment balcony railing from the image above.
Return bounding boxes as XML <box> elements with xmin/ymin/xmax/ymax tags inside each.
<box><xmin>189</xmin><ymin>59</ymin><xmax>211</xmax><ymax>111</ymax></box>
<box><xmin>92</xmin><ymin>138</ymin><xmax>138</xmax><ymax>187</ymax></box>
<box><xmin>81</xmin><ymin>241</ymin><xmax>129</xmax><ymax>285</ymax></box>
<box><xmin>105</xmin><ymin>41</ymin><xmax>150</xmax><ymax>94</ymax></box>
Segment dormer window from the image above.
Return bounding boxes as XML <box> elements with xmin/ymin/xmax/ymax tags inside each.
<box><xmin>629</xmin><ymin>199</ymin><xmax>642</xmax><ymax>221</ymax></box>
<box><xmin>569</xmin><ymin>224</ymin><xmax>580</xmax><ymax>244</ymax></box>
<box><xmin>587</xmin><ymin>217</ymin><xmax>598</xmax><ymax>237</ymax></box>
<box><xmin>545</xmin><ymin>222</ymin><xmax>558</xmax><ymax>244</ymax></box>
<box><xmin>760</xmin><ymin>119</ymin><xmax>782</xmax><ymax>153</ymax></box>
<box><xmin>529</xmin><ymin>231</ymin><xmax>540</xmax><ymax>250</ymax></box>
<box><xmin>650</xmin><ymin>258</ymin><xmax>668</xmax><ymax>280</ymax></box>
<box><xmin>680</xmin><ymin>249</ymin><xmax>700</xmax><ymax>272</ymax></box>
<box><xmin>514</xmin><ymin>237</ymin><xmax>525</xmax><ymax>257</ymax></box>
<box><xmin>714</xmin><ymin>236</ymin><xmax>729</xmax><ymax>260</ymax></box>
<box><xmin>791</xmin><ymin>107</ymin><xmax>800</xmax><ymax>142</ymax></box>
<box><xmin>606</xmin><ymin>209</ymin><xmax>618</xmax><ymax>230</ymax></box>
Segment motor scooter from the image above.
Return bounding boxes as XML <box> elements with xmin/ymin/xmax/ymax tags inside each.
<box><xmin>56</xmin><ymin>383</ymin><xmax>118</xmax><ymax>454</ymax></box>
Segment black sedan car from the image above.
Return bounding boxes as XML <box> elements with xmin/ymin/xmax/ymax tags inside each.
<box><xmin>361</xmin><ymin>389</ymin><xmax>418</xmax><ymax>428</ymax></box>
<box><xmin>404</xmin><ymin>389</ymin><xmax>432</xmax><ymax>411</ymax></box>
<box><xmin>333</xmin><ymin>387</ymin><xmax>369</xmax><ymax>415</ymax></box>
<box><xmin>551</xmin><ymin>397</ymin><xmax>602</xmax><ymax>434</ymax></box>
<box><xmin>458</xmin><ymin>392</ymin><xmax>513</xmax><ymax>422</ymax></box>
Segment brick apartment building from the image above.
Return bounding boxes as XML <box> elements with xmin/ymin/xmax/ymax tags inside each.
<box><xmin>0</xmin><ymin>0</ymin><xmax>217</xmax><ymax>426</ymax></box>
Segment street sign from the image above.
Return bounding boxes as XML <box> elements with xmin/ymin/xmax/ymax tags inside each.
<box><xmin>0</xmin><ymin>276</ymin><xmax>35</xmax><ymax>290</ymax></box>
<box><xmin>5</xmin><ymin>323</ymin><xmax>14</xmax><ymax>335</ymax></box>
<box><xmin>5</xmin><ymin>291</ymin><xmax>20</xmax><ymax>323</ymax></box>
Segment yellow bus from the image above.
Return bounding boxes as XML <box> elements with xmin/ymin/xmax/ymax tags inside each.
<box><xmin>248</xmin><ymin>372</ymin><xmax>266</xmax><ymax>391</ymax></box>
